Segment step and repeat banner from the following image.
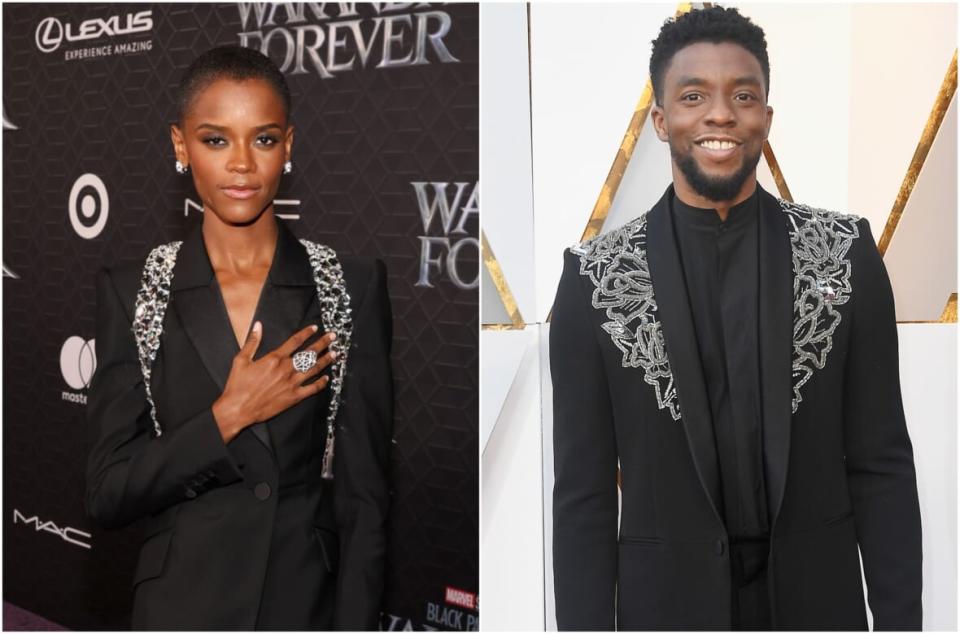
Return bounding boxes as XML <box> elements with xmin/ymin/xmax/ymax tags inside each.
<box><xmin>3</xmin><ymin>3</ymin><xmax>478</xmax><ymax>630</ymax></box>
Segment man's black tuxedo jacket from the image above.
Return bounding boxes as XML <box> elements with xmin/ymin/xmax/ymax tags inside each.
<box><xmin>551</xmin><ymin>185</ymin><xmax>922</xmax><ymax>630</ymax></box>
<box><xmin>84</xmin><ymin>220</ymin><xmax>393</xmax><ymax>630</ymax></box>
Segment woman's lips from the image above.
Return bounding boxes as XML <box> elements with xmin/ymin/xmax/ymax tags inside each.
<box><xmin>221</xmin><ymin>186</ymin><xmax>261</xmax><ymax>200</ymax></box>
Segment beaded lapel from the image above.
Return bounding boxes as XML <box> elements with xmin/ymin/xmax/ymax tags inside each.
<box><xmin>573</xmin><ymin>198</ymin><xmax>860</xmax><ymax>419</ymax></box>
<box><xmin>132</xmin><ymin>239</ymin><xmax>353</xmax><ymax>480</ymax></box>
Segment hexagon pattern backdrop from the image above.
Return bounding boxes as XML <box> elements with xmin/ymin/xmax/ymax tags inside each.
<box><xmin>3</xmin><ymin>3</ymin><xmax>478</xmax><ymax>630</ymax></box>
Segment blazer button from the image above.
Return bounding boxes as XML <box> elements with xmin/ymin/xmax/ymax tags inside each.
<box><xmin>715</xmin><ymin>539</ymin><xmax>725</xmax><ymax>556</ymax></box>
<box><xmin>185</xmin><ymin>488</ymin><xmax>197</xmax><ymax>499</ymax></box>
<box><xmin>254</xmin><ymin>482</ymin><xmax>272</xmax><ymax>501</ymax></box>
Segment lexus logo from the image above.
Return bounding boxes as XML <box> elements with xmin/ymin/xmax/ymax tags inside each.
<box><xmin>68</xmin><ymin>173</ymin><xmax>108</xmax><ymax>239</ymax></box>
<box><xmin>60</xmin><ymin>336</ymin><xmax>96</xmax><ymax>390</ymax></box>
<box><xmin>35</xmin><ymin>11</ymin><xmax>154</xmax><ymax>54</ymax></box>
<box><xmin>35</xmin><ymin>17</ymin><xmax>63</xmax><ymax>53</ymax></box>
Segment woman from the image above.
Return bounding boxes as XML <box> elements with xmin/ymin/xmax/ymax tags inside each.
<box><xmin>84</xmin><ymin>46</ymin><xmax>392</xmax><ymax>630</ymax></box>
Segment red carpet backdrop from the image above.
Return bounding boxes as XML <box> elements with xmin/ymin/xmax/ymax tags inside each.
<box><xmin>2</xmin><ymin>3</ymin><xmax>478</xmax><ymax>630</ymax></box>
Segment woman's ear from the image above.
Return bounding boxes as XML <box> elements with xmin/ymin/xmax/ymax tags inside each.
<box><xmin>170</xmin><ymin>124</ymin><xmax>187</xmax><ymax>165</ymax></box>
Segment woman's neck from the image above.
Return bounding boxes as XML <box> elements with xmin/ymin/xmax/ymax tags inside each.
<box><xmin>202</xmin><ymin>207</ymin><xmax>279</xmax><ymax>274</ymax></box>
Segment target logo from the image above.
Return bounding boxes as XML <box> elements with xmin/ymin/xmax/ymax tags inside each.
<box><xmin>60</xmin><ymin>336</ymin><xmax>96</xmax><ymax>390</ymax></box>
<box><xmin>68</xmin><ymin>173</ymin><xmax>109</xmax><ymax>239</ymax></box>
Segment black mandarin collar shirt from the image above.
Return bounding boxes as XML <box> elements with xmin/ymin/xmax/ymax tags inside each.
<box><xmin>670</xmin><ymin>188</ymin><xmax>770</xmax><ymax>539</ymax></box>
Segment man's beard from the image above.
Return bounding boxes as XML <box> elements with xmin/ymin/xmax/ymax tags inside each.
<box><xmin>671</xmin><ymin>141</ymin><xmax>762</xmax><ymax>202</ymax></box>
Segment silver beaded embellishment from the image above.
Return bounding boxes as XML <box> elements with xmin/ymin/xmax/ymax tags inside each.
<box><xmin>132</xmin><ymin>241</ymin><xmax>183</xmax><ymax>437</ymax></box>
<box><xmin>574</xmin><ymin>199</ymin><xmax>861</xmax><ymax>421</ymax></box>
<box><xmin>574</xmin><ymin>214</ymin><xmax>681</xmax><ymax>420</ymax></box>
<box><xmin>299</xmin><ymin>239</ymin><xmax>353</xmax><ymax>480</ymax></box>
<box><xmin>780</xmin><ymin>200</ymin><xmax>860</xmax><ymax>413</ymax></box>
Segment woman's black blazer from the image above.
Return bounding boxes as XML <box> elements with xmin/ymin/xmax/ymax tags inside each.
<box><xmin>84</xmin><ymin>220</ymin><xmax>393</xmax><ymax>630</ymax></box>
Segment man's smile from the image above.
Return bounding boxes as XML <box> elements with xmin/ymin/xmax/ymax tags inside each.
<box><xmin>694</xmin><ymin>136</ymin><xmax>742</xmax><ymax>161</ymax></box>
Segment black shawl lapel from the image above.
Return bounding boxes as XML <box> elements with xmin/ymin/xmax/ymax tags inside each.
<box><xmin>170</xmin><ymin>223</ymin><xmax>238</xmax><ymax>395</ymax></box>
<box><xmin>645</xmin><ymin>185</ymin><xmax>723</xmax><ymax>522</ymax></box>
<box><xmin>756</xmin><ymin>186</ymin><xmax>794</xmax><ymax>528</ymax></box>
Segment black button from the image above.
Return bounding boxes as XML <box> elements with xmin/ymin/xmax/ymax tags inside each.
<box><xmin>254</xmin><ymin>482</ymin><xmax>271</xmax><ymax>500</ymax></box>
<box><xmin>185</xmin><ymin>488</ymin><xmax>197</xmax><ymax>499</ymax></box>
<box><xmin>715</xmin><ymin>539</ymin><xmax>725</xmax><ymax>556</ymax></box>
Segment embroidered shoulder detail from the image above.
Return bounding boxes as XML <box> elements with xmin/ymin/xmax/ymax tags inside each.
<box><xmin>299</xmin><ymin>239</ymin><xmax>354</xmax><ymax>479</ymax></box>
<box><xmin>573</xmin><ymin>216</ymin><xmax>681</xmax><ymax>420</ymax></box>
<box><xmin>779</xmin><ymin>199</ymin><xmax>861</xmax><ymax>413</ymax></box>
<box><xmin>132</xmin><ymin>241</ymin><xmax>183</xmax><ymax>437</ymax></box>
<box><xmin>573</xmin><ymin>199</ymin><xmax>862</xmax><ymax>421</ymax></box>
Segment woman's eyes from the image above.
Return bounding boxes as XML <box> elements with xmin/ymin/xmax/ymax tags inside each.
<box><xmin>201</xmin><ymin>135</ymin><xmax>279</xmax><ymax>147</ymax></box>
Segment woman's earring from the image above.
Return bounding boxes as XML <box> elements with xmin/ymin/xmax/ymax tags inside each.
<box><xmin>175</xmin><ymin>160</ymin><xmax>188</xmax><ymax>174</ymax></box>
<box><xmin>283</xmin><ymin>160</ymin><xmax>292</xmax><ymax>174</ymax></box>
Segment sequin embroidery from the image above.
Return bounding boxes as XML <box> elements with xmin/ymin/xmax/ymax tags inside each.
<box><xmin>574</xmin><ymin>199</ymin><xmax>860</xmax><ymax>419</ymax></box>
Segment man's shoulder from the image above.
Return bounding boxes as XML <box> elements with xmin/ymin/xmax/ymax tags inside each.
<box><xmin>567</xmin><ymin>213</ymin><xmax>650</xmax><ymax>261</ymax></box>
<box><xmin>774</xmin><ymin>197</ymin><xmax>864</xmax><ymax>228</ymax></box>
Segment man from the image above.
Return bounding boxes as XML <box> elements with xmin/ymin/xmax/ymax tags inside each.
<box><xmin>551</xmin><ymin>6</ymin><xmax>922</xmax><ymax>630</ymax></box>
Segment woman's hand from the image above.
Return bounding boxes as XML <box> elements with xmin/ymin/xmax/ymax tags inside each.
<box><xmin>212</xmin><ymin>322</ymin><xmax>337</xmax><ymax>443</ymax></box>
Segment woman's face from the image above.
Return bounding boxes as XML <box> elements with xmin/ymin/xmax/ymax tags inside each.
<box><xmin>170</xmin><ymin>77</ymin><xmax>293</xmax><ymax>227</ymax></box>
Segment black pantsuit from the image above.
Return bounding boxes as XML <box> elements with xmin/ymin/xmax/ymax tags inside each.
<box><xmin>85</xmin><ymin>220</ymin><xmax>393</xmax><ymax>630</ymax></box>
<box><xmin>551</xmin><ymin>185</ymin><xmax>922</xmax><ymax>630</ymax></box>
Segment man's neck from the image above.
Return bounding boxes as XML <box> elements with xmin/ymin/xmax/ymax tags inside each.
<box><xmin>672</xmin><ymin>174</ymin><xmax>758</xmax><ymax>222</ymax></box>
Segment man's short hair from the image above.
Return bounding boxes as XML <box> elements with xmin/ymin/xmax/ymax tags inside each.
<box><xmin>649</xmin><ymin>6</ymin><xmax>770</xmax><ymax>106</ymax></box>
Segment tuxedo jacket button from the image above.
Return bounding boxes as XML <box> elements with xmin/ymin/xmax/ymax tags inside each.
<box><xmin>185</xmin><ymin>488</ymin><xmax>197</xmax><ymax>499</ymax></box>
<box><xmin>254</xmin><ymin>482</ymin><xmax>272</xmax><ymax>500</ymax></box>
<box><xmin>715</xmin><ymin>539</ymin><xmax>725</xmax><ymax>556</ymax></box>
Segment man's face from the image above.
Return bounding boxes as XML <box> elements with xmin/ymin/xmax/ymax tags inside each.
<box><xmin>651</xmin><ymin>41</ymin><xmax>773</xmax><ymax>204</ymax></box>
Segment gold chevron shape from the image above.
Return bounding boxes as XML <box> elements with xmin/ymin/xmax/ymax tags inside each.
<box><xmin>481</xmin><ymin>230</ymin><xmax>526</xmax><ymax>330</ymax></box>
<box><xmin>878</xmin><ymin>50</ymin><xmax>957</xmax><ymax>258</ymax></box>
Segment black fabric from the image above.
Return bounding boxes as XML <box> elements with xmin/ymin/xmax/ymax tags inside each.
<box><xmin>670</xmin><ymin>189</ymin><xmax>769</xmax><ymax>538</ymax></box>
<box><xmin>551</xmin><ymin>184</ymin><xmax>922</xmax><ymax>630</ymax></box>
<box><xmin>730</xmin><ymin>538</ymin><xmax>771</xmax><ymax>630</ymax></box>
<box><xmin>85</xmin><ymin>220</ymin><xmax>393</xmax><ymax>630</ymax></box>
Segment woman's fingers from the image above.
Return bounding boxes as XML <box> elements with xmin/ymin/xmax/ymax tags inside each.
<box><xmin>294</xmin><ymin>348</ymin><xmax>337</xmax><ymax>384</ymax></box>
<box><xmin>304</xmin><ymin>331</ymin><xmax>337</xmax><ymax>355</ymax></box>
<box><xmin>294</xmin><ymin>374</ymin><xmax>330</xmax><ymax>399</ymax></box>
<box><xmin>275</xmin><ymin>324</ymin><xmax>320</xmax><ymax>357</ymax></box>
<box><xmin>240</xmin><ymin>320</ymin><xmax>263</xmax><ymax>361</ymax></box>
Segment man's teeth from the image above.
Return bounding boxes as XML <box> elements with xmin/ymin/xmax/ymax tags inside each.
<box><xmin>698</xmin><ymin>140</ymin><xmax>737</xmax><ymax>150</ymax></box>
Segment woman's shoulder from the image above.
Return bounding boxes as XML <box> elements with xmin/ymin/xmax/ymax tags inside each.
<box><xmin>96</xmin><ymin>242</ymin><xmax>179</xmax><ymax>307</ymax></box>
<box><xmin>335</xmin><ymin>252</ymin><xmax>384</xmax><ymax>280</ymax></box>
<box><xmin>333</xmin><ymin>253</ymin><xmax>387</xmax><ymax>308</ymax></box>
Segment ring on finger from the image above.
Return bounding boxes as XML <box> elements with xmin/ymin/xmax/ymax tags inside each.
<box><xmin>292</xmin><ymin>350</ymin><xmax>318</xmax><ymax>373</ymax></box>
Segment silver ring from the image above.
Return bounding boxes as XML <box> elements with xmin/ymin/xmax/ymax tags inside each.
<box><xmin>292</xmin><ymin>350</ymin><xmax>318</xmax><ymax>373</ymax></box>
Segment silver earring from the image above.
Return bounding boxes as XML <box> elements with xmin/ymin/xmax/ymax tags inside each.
<box><xmin>175</xmin><ymin>160</ymin><xmax>188</xmax><ymax>174</ymax></box>
<box><xmin>283</xmin><ymin>160</ymin><xmax>292</xmax><ymax>174</ymax></box>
